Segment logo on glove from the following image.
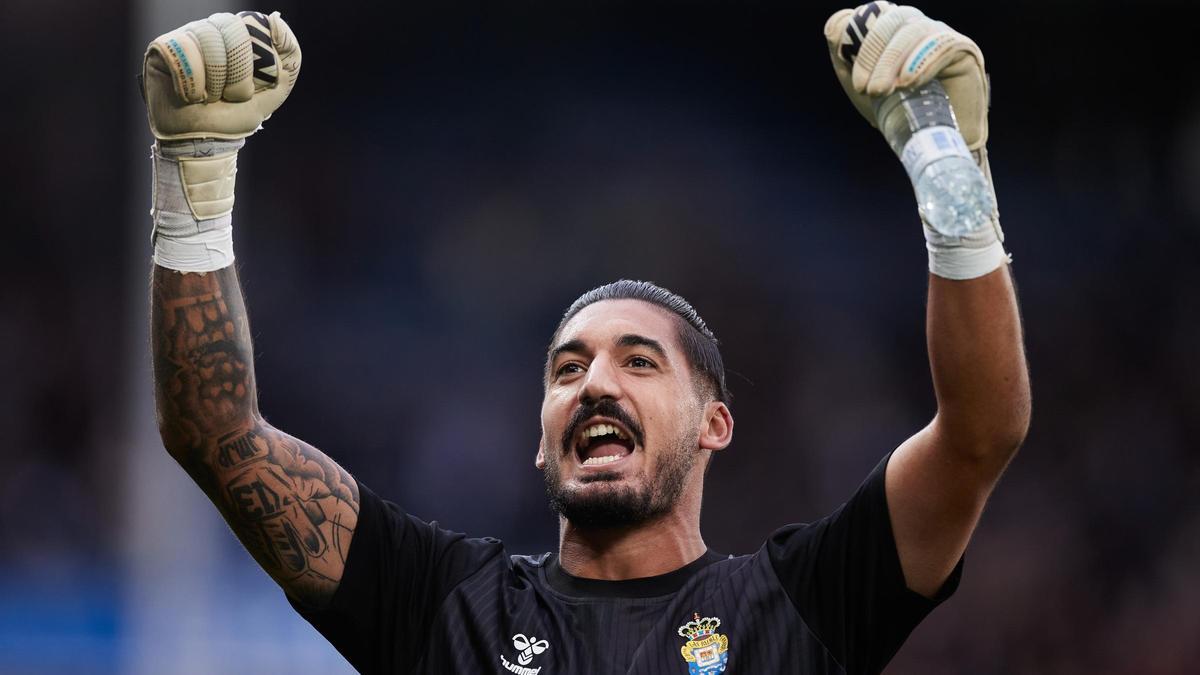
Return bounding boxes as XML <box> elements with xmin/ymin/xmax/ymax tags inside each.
<box><xmin>238</xmin><ymin>11</ymin><xmax>278</xmax><ymax>87</ymax></box>
<box><xmin>838</xmin><ymin>1</ymin><xmax>889</xmax><ymax>65</ymax></box>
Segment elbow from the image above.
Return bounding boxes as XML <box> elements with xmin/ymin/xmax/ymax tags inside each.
<box><xmin>154</xmin><ymin>413</ymin><xmax>263</xmax><ymax>460</ymax></box>
<box><xmin>154</xmin><ymin>409</ymin><xmax>190</xmax><ymax>459</ymax></box>
<box><xmin>991</xmin><ymin>415</ymin><xmax>1030</xmax><ymax>461</ymax></box>
<box><xmin>152</xmin><ymin>408</ymin><xmax>218</xmax><ymax>461</ymax></box>
<box><xmin>993</xmin><ymin>394</ymin><xmax>1032</xmax><ymax>457</ymax></box>
<box><xmin>1006</xmin><ymin>387</ymin><xmax>1033</xmax><ymax>455</ymax></box>
<box><xmin>153</xmin><ymin>392</ymin><xmax>263</xmax><ymax>460</ymax></box>
<box><xmin>935</xmin><ymin>396</ymin><xmax>1031</xmax><ymax>465</ymax></box>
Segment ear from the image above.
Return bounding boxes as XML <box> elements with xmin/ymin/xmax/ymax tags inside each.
<box><xmin>698</xmin><ymin>401</ymin><xmax>734</xmax><ymax>452</ymax></box>
<box><xmin>535</xmin><ymin>437</ymin><xmax>547</xmax><ymax>469</ymax></box>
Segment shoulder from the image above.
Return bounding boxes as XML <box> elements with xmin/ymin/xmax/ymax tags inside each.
<box><xmin>343</xmin><ymin>483</ymin><xmax>510</xmax><ymax>601</ymax></box>
<box><xmin>766</xmin><ymin>454</ymin><xmax>893</xmax><ymax>563</ymax></box>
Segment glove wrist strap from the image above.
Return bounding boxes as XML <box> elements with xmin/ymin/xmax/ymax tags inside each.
<box><xmin>150</xmin><ymin>138</ymin><xmax>244</xmax><ymax>272</ymax></box>
<box><xmin>926</xmin><ymin>236</ymin><xmax>1010</xmax><ymax>280</ymax></box>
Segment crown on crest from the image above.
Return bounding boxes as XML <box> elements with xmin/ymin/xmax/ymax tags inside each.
<box><xmin>677</xmin><ymin>613</ymin><xmax>722</xmax><ymax>640</ymax></box>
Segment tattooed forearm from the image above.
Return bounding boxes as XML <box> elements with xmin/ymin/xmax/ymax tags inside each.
<box><xmin>153</xmin><ymin>267</ymin><xmax>257</xmax><ymax>457</ymax></box>
<box><xmin>152</xmin><ymin>265</ymin><xmax>359</xmax><ymax>606</ymax></box>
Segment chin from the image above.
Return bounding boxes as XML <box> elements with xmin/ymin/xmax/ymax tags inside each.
<box><xmin>547</xmin><ymin>477</ymin><xmax>659</xmax><ymax>529</ymax></box>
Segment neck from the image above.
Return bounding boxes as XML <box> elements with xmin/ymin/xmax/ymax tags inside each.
<box><xmin>556</xmin><ymin>482</ymin><xmax>706</xmax><ymax>580</ymax></box>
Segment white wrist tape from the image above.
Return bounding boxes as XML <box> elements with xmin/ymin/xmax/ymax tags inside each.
<box><xmin>150</xmin><ymin>138</ymin><xmax>244</xmax><ymax>272</ymax></box>
<box><xmin>925</xmin><ymin>234</ymin><xmax>1010</xmax><ymax>279</ymax></box>
<box><xmin>924</xmin><ymin>147</ymin><xmax>1012</xmax><ymax>280</ymax></box>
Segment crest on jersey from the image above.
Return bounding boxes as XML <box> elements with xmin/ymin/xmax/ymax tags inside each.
<box><xmin>677</xmin><ymin>613</ymin><xmax>729</xmax><ymax>674</ymax></box>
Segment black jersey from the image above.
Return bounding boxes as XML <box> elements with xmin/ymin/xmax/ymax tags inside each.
<box><xmin>289</xmin><ymin>454</ymin><xmax>960</xmax><ymax>674</ymax></box>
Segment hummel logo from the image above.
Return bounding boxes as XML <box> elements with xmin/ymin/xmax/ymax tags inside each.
<box><xmin>513</xmin><ymin>634</ymin><xmax>549</xmax><ymax>665</ymax></box>
<box><xmin>499</xmin><ymin>633</ymin><xmax>550</xmax><ymax>674</ymax></box>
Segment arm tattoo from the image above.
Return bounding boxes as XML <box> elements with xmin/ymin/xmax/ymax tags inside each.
<box><xmin>152</xmin><ymin>266</ymin><xmax>360</xmax><ymax>606</ymax></box>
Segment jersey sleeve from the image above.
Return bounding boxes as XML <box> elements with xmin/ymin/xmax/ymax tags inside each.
<box><xmin>765</xmin><ymin>452</ymin><xmax>962</xmax><ymax>675</ymax></box>
<box><xmin>287</xmin><ymin>479</ymin><xmax>503</xmax><ymax>674</ymax></box>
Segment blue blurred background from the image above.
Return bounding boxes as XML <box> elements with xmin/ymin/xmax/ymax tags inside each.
<box><xmin>3</xmin><ymin>0</ymin><xmax>1198</xmax><ymax>672</ymax></box>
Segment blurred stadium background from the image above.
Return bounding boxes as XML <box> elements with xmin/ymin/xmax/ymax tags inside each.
<box><xmin>2</xmin><ymin>0</ymin><xmax>1198</xmax><ymax>672</ymax></box>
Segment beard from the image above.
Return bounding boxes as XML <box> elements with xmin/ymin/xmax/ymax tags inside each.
<box><xmin>542</xmin><ymin>417</ymin><xmax>698</xmax><ymax>529</ymax></box>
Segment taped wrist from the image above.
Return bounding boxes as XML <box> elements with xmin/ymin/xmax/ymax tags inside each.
<box><xmin>150</xmin><ymin>137</ymin><xmax>244</xmax><ymax>272</ymax></box>
<box><xmin>924</xmin><ymin>148</ymin><xmax>1012</xmax><ymax>280</ymax></box>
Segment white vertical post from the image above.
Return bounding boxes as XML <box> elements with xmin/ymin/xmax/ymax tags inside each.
<box><xmin>122</xmin><ymin>2</ymin><xmax>231</xmax><ymax>673</ymax></box>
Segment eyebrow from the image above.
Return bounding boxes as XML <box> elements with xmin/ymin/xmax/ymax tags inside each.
<box><xmin>548</xmin><ymin>333</ymin><xmax>669</xmax><ymax>365</ymax></box>
<box><xmin>615</xmin><ymin>333</ymin><xmax>667</xmax><ymax>359</ymax></box>
<box><xmin>548</xmin><ymin>338</ymin><xmax>588</xmax><ymax>365</ymax></box>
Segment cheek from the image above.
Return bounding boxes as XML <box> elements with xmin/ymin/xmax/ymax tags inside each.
<box><xmin>646</xmin><ymin>386</ymin><xmax>688</xmax><ymax>427</ymax></box>
<box><xmin>647</xmin><ymin>395</ymin><xmax>698</xmax><ymax>448</ymax></box>
<box><xmin>541</xmin><ymin>394</ymin><xmax>570</xmax><ymax>444</ymax></box>
<box><xmin>540</xmin><ymin>394</ymin><xmax>560</xmax><ymax>427</ymax></box>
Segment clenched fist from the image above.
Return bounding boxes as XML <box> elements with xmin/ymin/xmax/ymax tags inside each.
<box><xmin>143</xmin><ymin>10</ymin><xmax>301</xmax><ymax>140</ymax></box>
<box><xmin>823</xmin><ymin>3</ymin><xmax>1009</xmax><ymax>280</ymax></box>
<box><xmin>824</xmin><ymin>2</ymin><xmax>989</xmax><ymax>153</ymax></box>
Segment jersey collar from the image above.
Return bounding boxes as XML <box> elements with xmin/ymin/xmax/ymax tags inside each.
<box><xmin>544</xmin><ymin>549</ymin><xmax>726</xmax><ymax>599</ymax></box>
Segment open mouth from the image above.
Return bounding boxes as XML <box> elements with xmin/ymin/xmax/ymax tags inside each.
<box><xmin>573</xmin><ymin>418</ymin><xmax>636</xmax><ymax>467</ymax></box>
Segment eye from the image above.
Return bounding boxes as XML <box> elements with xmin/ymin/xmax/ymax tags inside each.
<box><xmin>555</xmin><ymin>362</ymin><xmax>584</xmax><ymax>378</ymax></box>
<box><xmin>627</xmin><ymin>356</ymin><xmax>654</xmax><ymax>369</ymax></box>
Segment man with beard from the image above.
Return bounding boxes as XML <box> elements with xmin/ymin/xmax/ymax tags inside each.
<box><xmin>144</xmin><ymin>4</ymin><xmax>1029</xmax><ymax>674</ymax></box>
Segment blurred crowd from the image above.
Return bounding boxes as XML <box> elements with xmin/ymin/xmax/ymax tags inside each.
<box><xmin>2</xmin><ymin>1</ymin><xmax>1197</xmax><ymax>673</ymax></box>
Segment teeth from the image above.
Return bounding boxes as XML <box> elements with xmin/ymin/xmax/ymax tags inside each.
<box><xmin>582</xmin><ymin>423</ymin><xmax>628</xmax><ymax>440</ymax></box>
<box><xmin>582</xmin><ymin>454</ymin><xmax>625</xmax><ymax>466</ymax></box>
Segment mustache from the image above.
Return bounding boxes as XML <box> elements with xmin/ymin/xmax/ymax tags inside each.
<box><xmin>561</xmin><ymin>399</ymin><xmax>645</xmax><ymax>452</ymax></box>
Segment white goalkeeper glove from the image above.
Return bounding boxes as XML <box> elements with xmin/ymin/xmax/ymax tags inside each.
<box><xmin>824</xmin><ymin>2</ymin><xmax>1009</xmax><ymax>280</ymax></box>
<box><xmin>142</xmin><ymin>10</ymin><xmax>301</xmax><ymax>272</ymax></box>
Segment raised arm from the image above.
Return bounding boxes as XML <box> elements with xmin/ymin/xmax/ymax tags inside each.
<box><xmin>152</xmin><ymin>266</ymin><xmax>359</xmax><ymax>606</ymax></box>
<box><xmin>144</xmin><ymin>11</ymin><xmax>358</xmax><ymax>607</ymax></box>
<box><xmin>825</xmin><ymin>3</ymin><xmax>1031</xmax><ymax>597</ymax></box>
<box><xmin>886</xmin><ymin>267</ymin><xmax>1029</xmax><ymax>596</ymax></box>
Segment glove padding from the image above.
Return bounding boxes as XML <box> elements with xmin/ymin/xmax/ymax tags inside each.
<box><xmin>823</xmin><ymin>2</ymin><xmax>988</xmax><ymax>152</ymax></box>
<box><xmin>143</xmin><ymin>10</ymin><xmax>301</xmax><ymax>140</ymax></box>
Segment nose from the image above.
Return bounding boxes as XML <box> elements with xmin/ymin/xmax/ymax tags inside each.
<box><xmin>578</xmin><ymin>352</ymin><xmax>622</xmax><ymax>405</ymax></box>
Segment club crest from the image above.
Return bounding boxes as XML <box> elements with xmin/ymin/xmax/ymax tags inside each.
<box><xmin>677</xmin><ymin>613</ymin><xmax>729</xmax><ymax>674</ymax></box>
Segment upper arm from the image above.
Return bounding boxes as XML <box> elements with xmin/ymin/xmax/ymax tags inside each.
<box><xmin>893</xmin><ymin>267</ymin><xmax>1030</xmax><ymax>596</ymax></box>
<box><xmin>768</xmin><ymin>454</ymin><xmax>953</xmax><ymax>675</ymax></box>
<box><xmin>285</xmin><ymin>477</ymin><xmax>504</xmax><ymax>673</ymax></box>
<box><xmin>195</xmin><ymin>419</ymin><xmax>360</xmax><ymax>607</ymax></box>
<box><xmin>886</xmin><ymin>420</ymin><xmax>1011</xmax><ymax>598</ymax></box>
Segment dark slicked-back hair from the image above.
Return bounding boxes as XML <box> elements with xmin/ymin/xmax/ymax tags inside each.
<box><xmin>547</xmin><ymin>280</ymin><xmax>731</xmax><ymax>406</ymax></box>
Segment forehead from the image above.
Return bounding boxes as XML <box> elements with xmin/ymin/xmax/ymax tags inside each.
<box><xmin>555</xmin><ymin>299</ymin><xmax>682</xmax><ymax>354</ymax></box>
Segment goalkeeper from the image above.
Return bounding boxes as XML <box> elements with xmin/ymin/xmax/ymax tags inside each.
<box><xmin>144</xmin><ymin>4</ymin><xmax>1029</xmax><ymax>673</ymax></box>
